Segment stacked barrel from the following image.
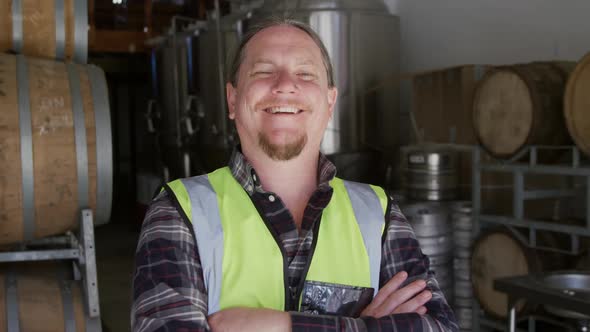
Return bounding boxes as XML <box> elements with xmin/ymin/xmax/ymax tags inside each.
<box><xmin>472</xmin><ymin>57</ymin><xmax>590</xmax><ymax>161</ymax></box>
<box><xmin>0</xmin><ymin>1</ymin><xmax>110</xmax><ymax>330</ymax></box>
<box><xmin>469</xmin><ymin>55</ymin><xmax>590</xmax><ymax>324</ymax></box>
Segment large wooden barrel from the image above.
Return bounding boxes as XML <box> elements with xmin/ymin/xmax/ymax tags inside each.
<box><xmin>471</xmin><ymin>228</ymin><xmax>567</xmax><ymax>318</ymax></box>
<box><xmin>564</xmin><ymin>52</ymin><xmax>590</xmax><ymax>157</ymax></box>
<box><xmin>473</xmin><ymin>62</ymin><xmax>574</xmax><ymax>158</ymax></box>
<box><xmin>0</xmin><ymin>263</ymin><xmax>100</xmax><ymax>331</ymax></box>
<box><xmin>0</xmin><ymin>0</ymin><xmax>87</xmax><ymax>63</ymax></box>
<box><xmin>0</xmin><ymin>53</ymin><xmax>112</xmax><ymax>245</ymax></box>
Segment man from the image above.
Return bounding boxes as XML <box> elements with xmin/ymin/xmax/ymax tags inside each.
<box><xmin>132</xmin><ymin>17</ymin><xmax>457</xmax><ymax>332</ymax></box>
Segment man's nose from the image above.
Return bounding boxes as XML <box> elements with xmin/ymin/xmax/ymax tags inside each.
<box><xmin>272</xmin><ymin>71</ymin><xmax>297</xmax><ymax>94</ymax></box>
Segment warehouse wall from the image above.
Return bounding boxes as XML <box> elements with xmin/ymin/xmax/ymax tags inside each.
<box><xmin>387</xmin><ymin>0</ymin><xmax>590</xmax><ymax>72</ymax></box>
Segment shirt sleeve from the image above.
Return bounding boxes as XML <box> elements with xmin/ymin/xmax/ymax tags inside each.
<box><xmin>131</xmin><ymin>191</ymin><xmax>211</xmax><ymax>332</ymax></box>
<box><xmin>289</xmin><ymin>199</ymin><xmax>459</xmax><ymax>332</ymax></box>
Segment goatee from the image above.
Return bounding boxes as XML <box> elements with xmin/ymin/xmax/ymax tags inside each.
<box><xmin>258</xmin><ymin>132</ymin><xmax>307</xmax><ymax>161</ymax></box>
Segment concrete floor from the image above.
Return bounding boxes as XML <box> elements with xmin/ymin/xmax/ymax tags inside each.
<box><xmin>95</xmin><ymin>222</ymin><xmax>139</xmax><ymax>332</ymax></box>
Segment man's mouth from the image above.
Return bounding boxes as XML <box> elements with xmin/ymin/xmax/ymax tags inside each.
<box><xmin>263</xmin><ymin>106</ymin><xmax>304</xmax><ymax>114</ymax></box>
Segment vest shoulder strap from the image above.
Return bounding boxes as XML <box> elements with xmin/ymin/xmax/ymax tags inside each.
<box><xmin>338</xmin><ymin>178</ymin><xmax>388</xmax><ymax>293</ymax></box>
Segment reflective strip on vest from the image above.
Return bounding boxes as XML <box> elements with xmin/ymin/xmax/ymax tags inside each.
<box><xmin>167</xmin><ymin>167</ymin><xmax>387</xmax><ymax>314</ymax></box>
<box><xmin>343</xmin><ymin>180</ymin><xmax>387</xmax><ymax>297</ymax></box>
<box><xmin>168</xmin><ymin>175</ymin><xmax>225</xmax><ymax>313</ymax></box>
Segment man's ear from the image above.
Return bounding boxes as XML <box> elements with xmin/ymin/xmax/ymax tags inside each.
<box><xmin>327</xmin><ymin>87</ymin><xmax>338</xmax><ymax>117</ymax></box>
<box><xmin>226</xmin><ymin>82</ymin><xmax>237</xmax><ymax>120</ymax></box>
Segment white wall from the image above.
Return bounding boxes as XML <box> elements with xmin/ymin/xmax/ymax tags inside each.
<box><xmin>392</xmin><ymin>0</ymin><xmax>590</xmax><ymax>73</ymax></box>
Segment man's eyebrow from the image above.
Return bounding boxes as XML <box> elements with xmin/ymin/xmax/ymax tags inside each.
<box><xmin>295</xmin><ymin>58</ymin><xmax>317</xmax><ymax>66</ymax></box>
<box><xmin>251</xmin><ymin>59</ymin><xmax>275</xmax><ymax>66</ymax></box>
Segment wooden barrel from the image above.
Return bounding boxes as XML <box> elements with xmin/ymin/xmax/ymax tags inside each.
<box><xmin>564</xmin><ymin>52</ymin><xmax>590</xmax><ymax>157</ymax></box>
<box><xmin>0</xmin><ymin>53</ymin><xmax>112</xmax><ymax>245</ymax></box>
<box><xmin>0</xmin><ymin>263</ymin><xmax>100</xmax><ymax>331</ymax></box>
<box><xmin>0</xmin><ymin>0</ymin><xmax>87</xmax><ymax>63</ymax></box>
<box><xmin>473</xmin><ymin>62</ymin><xmax>573</xmax><ymax>158</ymax></box>
<box><xmin>471</xmin><ymin>228</ymin><xmax>568</xmax><ymax>319</ymax></box>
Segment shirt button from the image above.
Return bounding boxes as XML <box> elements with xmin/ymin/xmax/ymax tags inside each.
<box><xmin>268</xmin><ymin>195</ymin><xmax>276</xmax><ymax>202</ymax></box>
<box><xmin>252</xmin><ymin>174</ymin><xmax>258</xmax><ymax>182</ymax></box>
<box><xmin>247</xmin><ymin>185</ymin><xmax>253</xmax><ymax>192</ymax></box>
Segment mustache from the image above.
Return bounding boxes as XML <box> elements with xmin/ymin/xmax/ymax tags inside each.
<box><xmin>254</xmin><ymin>99</ymin><xmax>310</xmax><ymax>112</ymax></box>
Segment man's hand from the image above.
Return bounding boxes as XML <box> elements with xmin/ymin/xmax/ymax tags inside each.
<box><xmin>360</xmin><ymin>271</ymin><xmax>432</xmax><ymax>318</ymax></box>
<box><xmin>208</xmin><ymin>307</ymin><xmax>291</xmax><ymax>332</ymax></box>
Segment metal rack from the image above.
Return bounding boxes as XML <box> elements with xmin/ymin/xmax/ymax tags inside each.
<box><xmin>470</xmin><ymin>145</ymin><xmax>590</xmax><ymax>331</ymax></box>
<box><xmin>0</xmin><ymin>209</ymin><xmax>102</xmax><ymax>332</ymax></box>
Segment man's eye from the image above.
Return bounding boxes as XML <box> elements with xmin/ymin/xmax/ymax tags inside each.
<box><xmin>297</xmin><ymin>72</ymin><xmax>316</xmax><ymax>80</ymax></box>
<box><xmin>253</xmin><ymin>71</ymin><xmax>272</xmax><ymax>76</ymax></box>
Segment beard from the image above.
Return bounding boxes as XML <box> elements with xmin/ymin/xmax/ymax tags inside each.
<box><xmin>258</xmin><ymin>131</ymin><xmax>307</xmax><ymax>161</ymax></box>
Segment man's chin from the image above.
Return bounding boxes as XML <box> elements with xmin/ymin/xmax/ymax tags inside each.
<box><xmin>258</xmin><ymin>134</ymin><xmax>307</xmax><ymax>161</ymax></box>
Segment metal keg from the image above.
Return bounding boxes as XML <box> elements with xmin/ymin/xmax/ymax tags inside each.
<box><xmin>451</xmin><ymin>201</ymin><xmax>474</xmax><ymax>330</ymax></box>
<box><xmin>452</xmin><ymin>201</ymin><xmax>474</xmax><ymax>248</ymax></box>
<box><xmin>455</xmin><ymin>307</ymin><xmax>473</xmax><ymax>331</ymax></box>
<box><xmin>402</xmin><ymin>203</ymin><xmax>454</xmax><ymax>302</ymax></box>
<box><xmin>401</xmin><ymin>144</ymin><xmax>459</xmax><ymax>201</ymax></box>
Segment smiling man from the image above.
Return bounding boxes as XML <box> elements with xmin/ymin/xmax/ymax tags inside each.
<box><xmin>132</xmin><ymin>18</ymin><xmax>458</xmax><ymax>332</ymax></box>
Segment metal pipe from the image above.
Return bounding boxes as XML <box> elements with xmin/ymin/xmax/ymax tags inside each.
<box><xmin>479</xmin><ymin>215</ymin><xmax>590</xmax><ymax>237</ymax></box>
<box><xmin>214</xmin><ymin>0</ymin><xmax>228</xmax><ymax>147</ymax></box>
<box><xmin>0</xmin><ymin>249</ymin><xmax>80</xmax><ymax>262</ymax></box>
<box><xmin>171</xmin><ymin>18</ymin><xmax>181</xmax><ymax>146</ymax></box>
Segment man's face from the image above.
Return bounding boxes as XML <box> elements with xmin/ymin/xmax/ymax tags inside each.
<box><xmin>226</xmin><ymin>25</ymin><xmax>337</xmax><ymax>161</ymax></box>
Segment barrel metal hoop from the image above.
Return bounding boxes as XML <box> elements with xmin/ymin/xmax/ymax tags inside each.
<box><xmin>5</xmin><ymin>271</ymin><xmax>20</xmax><ymax>332</ymax></box>
<box><xmin>17</xmin><ymin>55</ymin><xmax>35</xmax><ymax>241</ymax></box>
<box><xmin>11</xmin><ymin>0</ymin><xmax>23</xmax><ymax>51</ymax></box>
<box><xmin>55</xmin><ymin>0</ymin><xmax>66</xmax><ymax>59</ymax></box>
<box><xmin>67</xmin><ymin>63</ymin><xmax>89</xmax><ymax>209</ymax></box>
<box><xmin>73</xmin><ymin>0</ymin><xmax>88</xmax><ymax>63</ymax></box>
<box><xmin>59</xmin><ymin>280</ymin><xmax>77</xmax><ymax>332</ymax></box>
<box><xmin>87</xmin><ymin>65</ymin><xmax>112</xmax><ymax>225</ymax></box>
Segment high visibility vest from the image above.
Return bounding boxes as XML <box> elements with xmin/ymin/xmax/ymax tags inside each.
<box><xmin>166</xmin><ymin>167</ymin><xmax>388</xmax><ymax>314</ymax></box>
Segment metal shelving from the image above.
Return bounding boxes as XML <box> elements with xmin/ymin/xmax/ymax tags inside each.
<box><xmin>470</xmin><ymin>145</ymin><xmax>590</xmax><ymax>331</ymax></box>
<box><xmin>0</xmin><ymin>209</ymin><xmax>102</xmax><ymax>332</ymax></box>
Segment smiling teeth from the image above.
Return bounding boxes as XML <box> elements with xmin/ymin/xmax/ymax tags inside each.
<box><xmin>268</xmin><ymin>107</ymin><xmax>299</xmax><ymax>114</ymax></box>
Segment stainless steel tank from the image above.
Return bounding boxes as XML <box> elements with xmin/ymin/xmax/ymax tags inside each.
<box><xmin>150</xmin><ymin>33</ymin><xmax>202</xmax><ymax>179</ymax></box>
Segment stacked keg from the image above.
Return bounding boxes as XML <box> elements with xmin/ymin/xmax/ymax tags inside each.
<box><xmin>451</xmin><ymin>202</ymin><xmax>474</xmax><ymax>331</ymax></box>
<box><xmin>401</xmin><ymin>144</ymin><xmax>459</xmax><ymax>202</ymax></box>
<box><xmin>400</xmin><ymin>144</ymin><xmax>459</xmax><ymax>305</ymax></box>
<box><xmin>402</xmin><ymin>203</ymin><xmax>455</xmax><ymax>304</ymax></box>
<box><xmin>0</xmin><ymin>1</ymin><xmax>107</xmax><ymax>330</ymax></box>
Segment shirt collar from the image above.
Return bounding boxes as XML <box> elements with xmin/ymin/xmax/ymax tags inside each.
<box><xmin>228</xmin><ymin>146</ymin><xmax>337</xmax><ymax>196</ymax></box>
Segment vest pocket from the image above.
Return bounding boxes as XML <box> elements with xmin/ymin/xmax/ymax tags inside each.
<box><xmin>299</xmin><ymin>280</ymin><xmax>374</xmax><ymax>317</ymax></box>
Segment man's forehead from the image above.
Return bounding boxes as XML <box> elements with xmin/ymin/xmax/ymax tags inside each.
<box><xmin>243</xmin><ymin>25</ymin><xmax>322</xmax><ymax>59</ymax></box>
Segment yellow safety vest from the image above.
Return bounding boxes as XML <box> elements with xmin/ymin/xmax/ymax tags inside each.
<box><xmin>166</xmin><ymin>167</ymin><xmax>388</xmax><ymax>314</ymax></box>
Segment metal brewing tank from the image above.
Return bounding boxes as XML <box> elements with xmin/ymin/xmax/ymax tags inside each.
<box><xmin>197</xmin><ymin>0</ymin><xmax>400</xmax><ymax>182</ymax></box>
<box><xmin>150</xmin><ymin>33</ymin><xmax>205</xmax><ymax>180</ymax></box>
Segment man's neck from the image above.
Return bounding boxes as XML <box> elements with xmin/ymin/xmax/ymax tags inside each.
<box><xmin>245</xmin><ymin>149</ymin><xmax>319</xmax><ymax>229</ymax></box>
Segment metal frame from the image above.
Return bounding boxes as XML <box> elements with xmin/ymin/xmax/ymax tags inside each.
<box><xmin>0</xmin><ymin>209</ymin><xmax>102</xmax><ymax>331</ymax></box>
<box><xmin>470</xmin><ymin>145</ymin><xmax>590</xmax><ymax>331</ymax></box>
